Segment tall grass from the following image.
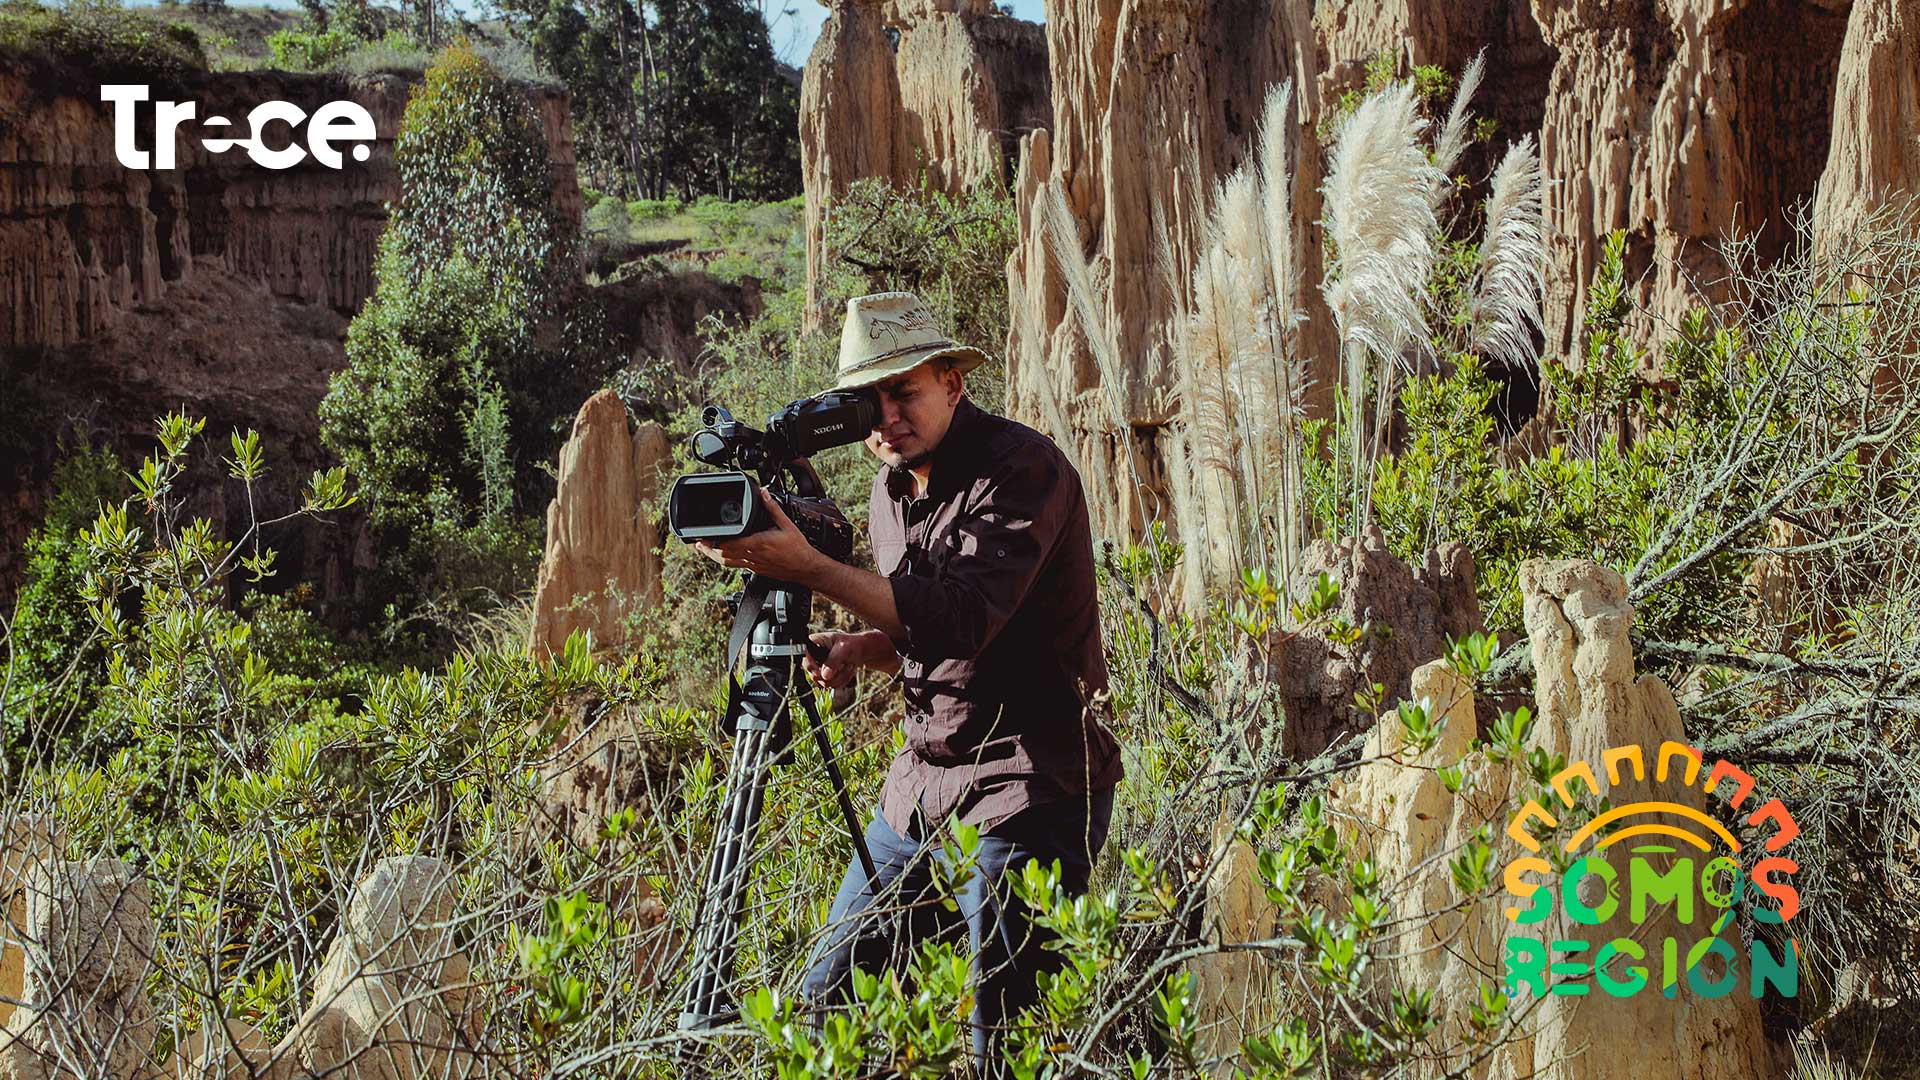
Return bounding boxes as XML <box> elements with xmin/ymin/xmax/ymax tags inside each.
<box><xmin>1320</xmin><ymin>79</ymin><xmax>1441</xmax><ymax>530</ymax></box>
<box><xmin>1156</xmin><ymin>84</ymin><xmax>1309</xmax><ymax>596</ymax></box>
<box><xmin>1147</xmin><ymin>60</ymin><xmax>1548</xmax><ymax>590</ymax></box>
<box><xmin>1470</xmin><ymin>136</ymin><xmax>1549</xmax><ymax>372</ymax></box>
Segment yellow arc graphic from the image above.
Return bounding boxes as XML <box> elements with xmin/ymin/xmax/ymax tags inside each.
<box><xmin>1562</xmin><ymin>801</ymin><xmax>1741</xmax><ymax>854</ymax></box>
<box><xmin>1591</xmin><ymin>823</ymin><xmax>1713</xmax><ymax>852</ymax></box>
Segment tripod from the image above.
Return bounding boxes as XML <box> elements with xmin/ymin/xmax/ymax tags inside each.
<box><xmin>679</xmin><ymin>573</ymin><xmax>879</xmax><ymax>1032</ymax></box>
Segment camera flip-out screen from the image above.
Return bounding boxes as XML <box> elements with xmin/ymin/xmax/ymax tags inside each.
<box><xmin>668</xmin><ymin>472</ymin><xmax>767</xmax><ymax>540</ymax></box>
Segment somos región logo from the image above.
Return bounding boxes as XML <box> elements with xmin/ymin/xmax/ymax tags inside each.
<box><xmin>1502</xmin><ymin>740</ymin><xmax>1801</xmax><ymax>1001</ymax></box>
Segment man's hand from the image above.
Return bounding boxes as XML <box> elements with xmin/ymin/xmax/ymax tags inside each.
<box><xmin>692</xmin><ymin>487</ymin><xmax>827</xmax><ymax>585</ymax></box>
<box><xmin>803</xmin><ymin>629</ymin><xmax>900</xmax><ymax>688</ymax></box>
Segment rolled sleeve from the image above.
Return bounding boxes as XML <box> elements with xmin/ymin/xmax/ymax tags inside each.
<box><xmin>890</xmin><ymin>450</ymin><xmax>1066</xmax><ymax>662</ymax></box>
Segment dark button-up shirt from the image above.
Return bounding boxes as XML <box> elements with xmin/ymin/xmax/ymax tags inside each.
<box><xmin>870</xmin><ymin>397</ymin><xmax>1124</xmax><ymax>836</ymax></box>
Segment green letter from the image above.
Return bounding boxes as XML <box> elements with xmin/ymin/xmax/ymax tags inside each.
<box><xmin>1505</xmin><ymin>937</ymin><xmax>1548</xmax><ymax>997</ymax></box>
<box><xmin>1563</xmin><ymin>856</ymin><xmax>1619</xmax><ymax>925</ymax></box>
<box><xmin>1749</xmin><ymin>938</ymin><xmax>1798</xmax><ymax>999</ymax></box>
<box><xmin>1549</xmin><ymin>939</ymin><xmax>1592</xmax><ymax>996</ymax></box>
<box><xmin>1596</xmin><ymin>938</ymin><xmax>1646</xmax><ymax>997</ymax></box>
<box><xmin>1685</xmin><ymin>937</ymin><xmax>1739</xmax><ymax>998</ymax></box>
<box><xmin>1632</xmin><ymin>856</ymin><xmax>1695</xmax><ymax>926</ymax></box>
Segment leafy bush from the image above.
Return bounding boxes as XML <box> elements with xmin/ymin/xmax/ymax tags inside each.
<box><xmin>264</xmin><ymin>24</ymin><xmax>352</xmax><ymax>68</ymax></box>
<box><xmin>4</xmin><ymin>415</ymin><xmax>707</xmax><ymax>1058</ymax></box>
<box><xmin>627</xmin><ymin>197</ymin><xmax>685</xmax><ymax>221</ymax></box>
<box><xmin>3</xmin><ymin>435</ymin><xmax>125</xmax><ymax>761</ymax></box>
<box><xmin>469</xmin><ymin>35</ymin><xmax>560</xmax><ymax>88</ymax></box>
<box><xmin>0</xmin><ymin>0</ymin><xmax>208</xmax><ymax>87</ymax></box>
<box><xmin>319</xmin><ymin>43</ymin><xmax>608</xmax><ymax>656</ymax></box>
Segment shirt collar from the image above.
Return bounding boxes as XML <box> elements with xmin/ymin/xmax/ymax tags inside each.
<box><xmin>884</xmin><ymin>396</ymin><xmax>984</xmax><ymax>502</ymax></box>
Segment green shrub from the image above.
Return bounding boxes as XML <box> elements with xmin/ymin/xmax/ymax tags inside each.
<box><xmin>4</xmin><ymin>412</ymin><xmax>700</xmax><ymax>1048</ymax></box>
<box><xmin>469</xmin><ymin>36</ymin><xmax>560</xmax><ymax>88</ymax></box>
<box><xmin>265</xmin><ymin>24</ymin><xmax>351</xmax><ymax>68</ymax></box>
<box><xmin>626</xmin><ymin>197</ymin><xmax>684</xmax><ymax>221</ymax></box>
<box><xmin>0</xmin><ymin>0</ymin><xmax>208</xmax><ymax>87</ymax></box>
<box><xmin>319</xmin><ymin>43</ymin><xmax>607</xmax><ymax>656</ymax></box>
<box><xmin>3</xmin><ymin>435</ymin><xmax>125</xmax><ymax>762</ymax></box>
<box><xmin>319</xmin><ymin>245</ymin><xmax>546</xmax><ymax>656</ymax></box>
<box><xmin>688</xmin><ymin>194</ymin><xmax>750</xmax><ymax>247</ymax></box>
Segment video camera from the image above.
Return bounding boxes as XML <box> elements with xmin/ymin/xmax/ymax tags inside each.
<box><xmin>666</xmin><ymin>389</ymin><xmax>879</xmax><ymax>565</ymax></box>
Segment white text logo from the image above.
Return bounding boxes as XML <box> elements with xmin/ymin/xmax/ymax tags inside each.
<box><xmin>102</xmin><ymin>84</ymin><xmax>376</xmax><ymax>170</ymax></box>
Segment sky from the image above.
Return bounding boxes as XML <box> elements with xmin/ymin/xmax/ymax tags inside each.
<box><xmin>766</xmin><ymin>0</ymin><xmax>1046</xmax><ymax>67</ymax></box>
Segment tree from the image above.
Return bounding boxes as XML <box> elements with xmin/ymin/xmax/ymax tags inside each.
<box><xmin>499</xmin><ymin>0</ymin><xmax>800</xmax><ymax>200</ymax></box>
<box><xmin>318</xmin><ymin>44</ymin><xmax>607</xmax><ymax>654</ymax></box>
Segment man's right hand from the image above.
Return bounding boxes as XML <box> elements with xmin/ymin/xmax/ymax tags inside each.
<box><xmin>804</xmin><ymin>629</ymin><xmax>894</xmax><ymax>689</ymax></box>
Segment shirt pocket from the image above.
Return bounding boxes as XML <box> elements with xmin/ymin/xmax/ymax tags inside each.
<box><xmin>875</xmin><ymin>533</ymin><xmax>907</xmax><ymax>576</ymax></box>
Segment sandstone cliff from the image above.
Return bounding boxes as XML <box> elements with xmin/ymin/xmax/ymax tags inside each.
<box><xmin>980</xmin><ymin>0</ymin><xmax>1905</xmax><ymax>590</ymax></box>
<box><xmin>1813</xmin><ymin>0</ymin><xmax>1920</xmax><ymax>245</ymax></box>
<box><xmin>1533</xmin><ymin>0</ymin><xmax>1848</xmax><ymax>356</ymax></box>
<box><xmin>799</xmin><ymin>0</ymin><xmax>1050</xmax><ymax>321</ymax></box>
<box><xmin>0</xmin><ymin>66</ymin><xmax>579</xmax><ymax>349</ymax></box>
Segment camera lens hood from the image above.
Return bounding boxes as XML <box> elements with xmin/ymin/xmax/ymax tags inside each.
<box><xmin>668</xmin><ymin>472</ymin><xmax>770</xmax><ymax>541</ymax></box>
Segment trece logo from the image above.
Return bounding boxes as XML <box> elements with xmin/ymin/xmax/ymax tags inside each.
<box><xmin>101</xmin><ymin>84</ymin><xmax>376</xmax><ymax>170</ymax></box>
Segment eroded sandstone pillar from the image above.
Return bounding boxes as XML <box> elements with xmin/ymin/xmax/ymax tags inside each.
<box><xmin>528</xmin><ymin>389</ymin><xmax>672</xmax><ymax>659</ymax></box>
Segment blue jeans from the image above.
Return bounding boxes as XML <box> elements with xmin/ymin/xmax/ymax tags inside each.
<box><xmin>800</xmin><ymin>789</ymin><xmax>1114</xmax><ymax>1077</ymax></box>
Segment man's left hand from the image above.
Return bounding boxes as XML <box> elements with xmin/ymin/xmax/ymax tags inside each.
<box><xmin>693</xmin><ymin>487</ymin><xmax>826</xmax><ymax>584</ymax></box>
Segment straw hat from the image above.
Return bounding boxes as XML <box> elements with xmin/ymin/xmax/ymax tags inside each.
<box><xmin>830</xmin><ymin>292</ymin><xmax>992</xmax><ymax>391</ymax></box>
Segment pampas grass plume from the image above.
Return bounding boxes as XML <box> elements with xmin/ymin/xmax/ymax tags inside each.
<box><xmin>1471</xmin><ymin>135</ymin><xmax>1548</xmax><ymax>374</ymax></box>
<box><xmin>1430</xmin><ymin>49</ymin><xmax>1485</xmax><ymax>204</ymax></box>
<box><xmin>1321</xmin><ymin>79</ymin><xmax>1441</xmax><ymax>366</ymax></box>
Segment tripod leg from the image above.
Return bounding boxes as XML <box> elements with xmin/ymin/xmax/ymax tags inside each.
<box><xmin>680</xmin><ymin>721</ymin><xmax>776</xmax><ymax>1030</ymax></box>
<box><xmin>799</xmin><ymin>693</ymin><xmax>879</xmax><ymax>883</ymax></box>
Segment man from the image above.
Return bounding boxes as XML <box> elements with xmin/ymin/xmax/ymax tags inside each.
<box><xmin>693</xmin><ymin>291</ymin><xmax>1123</xmax><ymax>1074</ymax></box>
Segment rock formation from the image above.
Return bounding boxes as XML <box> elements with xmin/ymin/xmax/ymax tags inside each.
<box><xmin>169</xmin><ymin>1019</ymin><xmax>271</xmax><ymax>1080</ymax></box>
<box><xmin>1197</xmin><ymin>559</ymin><xmax>1784</xmax><ymax>1076</ymax></box>
<box><xmin>1269</xmin><ymin>530</ymin><xmax>1483</xmax><ymax>757</ymax></box>
<box><xmin>0</xmin><ymin>816</ymin><xmax>60</xmax><ymax>1035</ymax></box>
<box><xmin>1813</xmin><ymin>0</ymin><xmax>1920</xmax><ymax>246</ymax></box>
<box><xmin>1</xmin><ymin>857</ymin><xmax>159</xmax><ymax>1080</ymax></box>
<box><xmin>1533</xmin><ymin>0</ymin><xmax>1849</xmax><ymax>357</ymax></box>
<box><xmin>0</xmin><ymin>850</ymin><xmax>483</xmax><ymax>1080</ymax></box>
<box><xmin>0</xmin><ymin>66</ymin><xmax>579</xmax><ymax>349</ymax></box>
<box><xmin>976</xmin><ymin>0</ymin><xmax>1903</xmax><ymax>595</ymax></box>
<box><xmin>280</xmin><ymin>856</ymin><xmax>483</xmax><ymax>1080</ymax></box>
<box><xmin>1342</xmin><ymin>559</ymin><xmax>1779</xmax><ymax>1077</ymax></box>
<box><xmin>799</xmin><ymin>0</ymin><xmax>1050</xmax><ymax>321</ymax></box>
<box><xmin>528</xmin><ymin>390</ymin><xmax>672</xmax><ymax>660</ymax></box>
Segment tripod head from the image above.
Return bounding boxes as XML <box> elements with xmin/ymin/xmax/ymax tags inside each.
<box><xmin>723</xmin><ymin>576</ymin><xmax>822</xmax><ymax>755</ymax></box>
